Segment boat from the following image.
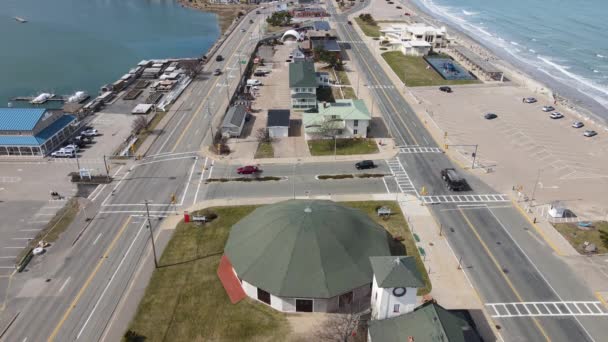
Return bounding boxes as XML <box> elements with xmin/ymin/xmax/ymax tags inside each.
<box><xmin>67</xmin><ymin>91</ymin><xmax>90</xmax><ymax>104</ymax></box>
<box><xmin>30</xmin><ymin>93</ymin><xmax>54</xmax><ymax>104</ymax></box>
<box><xmin>14</xmin><ymin>17</ymin><xmax>27</xmax><ymax>23</ymax></box>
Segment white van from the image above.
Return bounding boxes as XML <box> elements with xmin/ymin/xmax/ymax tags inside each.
<box><xmin>247</xmin><ymin>79</ymin><xmax>262</xmax><ymax>86</ymax></box>
<box><xmin>51</xmin><ymin>149</ymin><xmax>75</xmax><ymax>158</ymax></box>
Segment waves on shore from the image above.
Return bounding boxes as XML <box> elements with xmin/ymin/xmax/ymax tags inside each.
<box><xmin>414</xmin><ymin>0</ymin><xmax>608</xmax><ymax>116</ymax></box>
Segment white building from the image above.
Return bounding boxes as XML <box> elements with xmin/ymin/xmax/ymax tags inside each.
<box><xmin>303</xmin><ymin>99</ymin><xmax>371</xmax><ymax>139</ymax></box>
<box><xmin>381</xmin><ymin>23</ymin><xmax>451</xmax><ymax>56</ymax></box>
<box><xmin>370</xmin><ymin>256</ymin><xmax>424</xmax><ymax>320</ymax></box>
<box><xmin>267</xmin><ymin>109</ymin><xmax>290</xmax><ymax>138</ymax></box>
<box><xmin>289</xmin><ymin>61</ymin><xmax>318</xmax><ymax>109</ymax></box>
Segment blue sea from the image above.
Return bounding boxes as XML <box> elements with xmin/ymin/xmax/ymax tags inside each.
<box><xmin>0</xmin><ymin>0</ymin><xmax>220</xmax><ymax>105</ymax></box>
<box><xmin>413</xmin><ymin>0</ymin><xmax>608</xmax><ymax>119</ymax></box>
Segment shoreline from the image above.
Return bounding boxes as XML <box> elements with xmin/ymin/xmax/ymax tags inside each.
<box><xmin>178</xmin><ymin>0</ymin><xmax>256</xmax><ymax>34</ymax></box>
<box><xmin>402</xmin><ymin>0</ymin><xmax>608</xmax><ymax>128</ymax></box>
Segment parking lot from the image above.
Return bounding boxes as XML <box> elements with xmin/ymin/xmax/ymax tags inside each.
<box><xmin>412</xmin><ymin>84</ymin><xmax>608</xmax><ymax>218</ymax></box>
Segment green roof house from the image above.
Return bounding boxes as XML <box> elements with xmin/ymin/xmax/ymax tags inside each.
<box><xmin>368</xmin><ymin>302</ymin><xmax>482</xmax><ymax>342</ymax></box>
<box><xmin>289</xmin><ymin>61</ymin><xmax>318</xmax><ymax>110</ymax></box>
<box><xmin>223</xmin><ymin>200</ymin><xmax>392</xmax><ymax>313</ymax></box>
<box><xmin>303</xmin><ymin>99</ymin><xmax>371</xmax><ymax>139</ymax></box>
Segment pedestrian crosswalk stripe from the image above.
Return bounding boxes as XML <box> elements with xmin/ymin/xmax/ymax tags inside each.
<box><xmin>386</xmin><ymin>158</ymin><xmax>418</xmax><ymax>195</ymax></box>
<box><xmin>399</xmin><ymin>147</ymin><xmax>442</xmax><ymax>154</ymax></box>
<box><xmin>367</xmin><ymin>85</ymin><xmax>395</xmax><ymax>89</ymax></box>
<box><xmin>421</xmin><ymin>194</ymin><xmax>509</xmax><ymax>204</ymax></box>
<box><xmin>486</xmin><ymin>301</ymin><xmax>608</xmax><ymax>317</ymax></box>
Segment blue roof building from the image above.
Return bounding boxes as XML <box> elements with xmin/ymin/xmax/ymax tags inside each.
<box><xmin>0</xmin><ymin>108</ymin><xmax>77</xmax><ymax>156</ymax></box>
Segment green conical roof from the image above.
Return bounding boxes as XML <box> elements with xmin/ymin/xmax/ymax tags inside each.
<box><xmin>225</xmin><ymin>200</ymin><xmax>392</xmax><ymax>298</ymax></box>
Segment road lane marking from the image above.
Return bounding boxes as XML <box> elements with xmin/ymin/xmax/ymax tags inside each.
<box><xmin>87</xmin><ymin>185</ymin><xmax>101</xmax><ymax>200</ymax></box>
<box><xmin>136</xmin><ymin>155</ymin><xmax>195</xmax><ymax>167</ymax></box>
<box><xmin>90</xmin><ymin>184</ymin><xmax>107</xmax><ymax>202</ymax></box>
<box><xmin>194</xmin><ymin>157</ymin><xmax>208</xmax><ymax>205</ymax></box>
<box><xmin>381</xmin><ymin>177</ymin><xmax>390</xmax><ymax>193</ymax></box>
<box><xmin>58</xmin><ymin>277</ymin><xmax>71</xmax><ymax>293</ymax></box>
<box><xmin>157</xmin><ymin>110</ymin><xmax>191</xmax><ymax>153</ymax></box>
<box><xmin>179</xmin><ymin>157</ymin><xmax>198</xmax><ymax>206</ymax></box>
<box><xmin>48</xmin><ymin>216</ymin><xmax>133</xmax><ymax>342</ymax></box>
<box><xmin>93</xmin><ymin>233</ymin><xmax>103</xmax><ymax>246</ymax></box>
<box><xmin>76</xmin><ymin>220</ymin><xmax>147</xmax><ymax>339</ymax></box>
<box><xmin>0</xmin><ymin>256</ymin><xmax>16</xmax><ymax>259</ymax></box>
<box><xmin>486</xmin><ymin>301</ymin><xmax>607</xmax><ymax>317</ymax></box>
<box><xmin>101</xmin><ymin>165</ymin><xmax>129</xmax><ymax>206</ymax></box>
<box><xmin>511</xmin><ymin>199</ymin><xmax>563</xmax><ymax>256</ymax></box>
<box><xmin>486</xmin><ymin>208</ymin><xmax>596</xmax><ymax>341</ymax></box>
<box><xmin>459</xmin><ymin>209</ymin><xmax>551</xmax><ymax>342</ymax></box>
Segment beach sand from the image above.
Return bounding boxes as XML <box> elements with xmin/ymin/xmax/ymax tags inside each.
<box><xmin>178</xmin><ymin>0</ymin><xmax>256</xmax><ymax>33</ymax></box>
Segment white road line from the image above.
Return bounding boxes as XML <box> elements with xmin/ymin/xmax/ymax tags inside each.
<box><xmin>145</xmin><ymin>151</ymin><xmax>198</xmax><ymax>159</ymax></box>
<box><xmin>58</xmin><ymin>277</ymin><xmax>71</xmax><ymax>293</ymax></box>
<box><xmin>93</xmin><ymin>233</ymin><xmax>103</xmax><ymax>246</ymax></box>
<box><xmin>382</xmin><ymin>177</ymin><xmax>390</xmax><ymax>193</ymax></box>
<box><xmin>101</xmin><ymin>165</ymin><xmax>129</xmax><ymax>206</ymax></box>
<box><xmin>179</xmin><ymin>157</ymin><xmax>198</xmax><ymax>206</ymax></box>
<box><xmin>486</xmin><ymin>208</ymin><xmax>597</xmax><ymax>341</ymax></box>
<box><xmin>0</xmin><ymin>266</ymin><xmax>15</xmax><ymax>269</ymax></box>
<box><xmin>76</xmin><ymin>220</ymin><xmax>147</xmax><ymax>339</ymax></box>
<box><xmin>207</xmin><ymin>161</ymin><xmax>214</xmax><ymax>180</ymax></box>
<box><xmin>87</xmin><ymin>185</ymin><xmax>101</xmax><ymax>200</ymax></box>
<box><xmin>99</xmin><ymin>210</ymin><xmax>171</xmax><ymax>215</ymax></box>
<box><xmin>194</xmin><ymin>157</ymin><xmax>208</xmax><ymax>205</ymax></box>
<box><xmin>4</xmin><ymin>247</ymin><xmax>24</xmax><ymax>249</ymax></box>
<box><xmin>34</xmin><ymin>213</ymin><xmax>55</xmax><ymax>216</ymax></box>
<box><xmin>137</xmin><ymin>155</ymin><xmax>195</xmax><ymax>167</ymax></box>
<box><xmin>21</xmin><ymin>228</ymin><xmax>43</xmax><ymax>232</ymax></box>
<box><xmin>11</xmin><ymin>238</ymin><xmax>31</xmax><ymax>240</ymax></box>
<box><xmin>157</xmin><ymin>111</ymin><xmax>190</xmax><ymax>153</ymax></box>
<box><xmin>90</xmin><ymin>184</ymin><xmax>107</xmax><ymax>202</ymax></box>
<box><xmin>0</xmin><ymin>256</ymin><xmax>16</xmax><ymax>259</ymax></box>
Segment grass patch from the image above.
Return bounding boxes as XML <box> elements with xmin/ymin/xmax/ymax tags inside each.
<box><xmin>342</xmin><ymin>201</ymin><xmax>432</xmax><ymax>295</ymax></box>
<box><xmin>132</xmin><ymin>111</ymin><xmax>167</xmax><ymax>154</ymax></box>
<box><xmin>318</xmin><ymin>174</ymin><xmax>355</xmax><ymax>180</ymax></box>
<box><xmin>317</xmin><ymin>173</ymin><xmax>386</xmax><ymax>180</ymax></box>
<box><xmin>335</xmin><ymin>69</ymin><xmax>351</xmax><ymax>86</ymax></box>
<box><xmin>381</xmin><ymin>51</ymin><xmax>480</xmax><ymax>87</ymax></box>
<box><xmin>354</xmin><ymin>17</ymin><xmax>381</xmax><ymax>37</ymax></box>
<box><xmin>17</xmin><ymin>198</ymin><xmax>80</xmax><ymax>265</ymax></box>
<box><xmin>341</xmin><ymin>87</ymin><xmax>358</xmax><ymax>99</ymax></box>
<box><xmin>553</xmin><ymin>221</ymin><xmax>608</xmax><ymax>254</ymax></box>
<box><xmin>308</xmin><ymin>138</ymin><xmax>379</xmax><ymax>156</ymax></box>
<box><xmin>126</xmin><ymin>205</ymin><xmax>291</xmax><ymax>341</ymax></box>
<box><xmin>254</xmin><ymin>142</ymin><xmax>274</xmax><ymax>158</ymax></box>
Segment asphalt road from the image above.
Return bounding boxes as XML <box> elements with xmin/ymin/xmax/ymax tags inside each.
<box><xmin>326</xmin><ymin>0</ymin><xmax>605</xmax><ymax>341</ymax></box>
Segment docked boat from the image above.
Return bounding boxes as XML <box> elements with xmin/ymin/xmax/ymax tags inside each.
<box><xmin>14</xmin><ymin>17</ymin><xmax>27</xmax><ymax>23</ymax></box>
<box><xmin>30</xmin><ymin>93</ymin><xmax>54</xmax><ymax>104</ymax></box>
<box><xmin>67</xmin><ymin>91</ymin><xmax>90</xmax><ymax>103</ymax></box>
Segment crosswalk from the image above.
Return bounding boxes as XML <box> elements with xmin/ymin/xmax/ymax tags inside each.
<box><xmin>486</xmin><ymin>301</ymin><xmax>608</xmax><ymax>318</ymax></box>
<box><xmin>421</xmin><ymin>194</ymin><xmax>510</xmax><ymax>204</ymax></box>
<box><xmin>366</xmin><ymin>84</ymin><xmax>395</xmax><ymax>89</ymax></box>
<box><xmin>386</xmin><ymin>158</ymin><xmax>417</xmax><ymax>195</ymax></box>
<box><xmin>399</xmin><ymin>147</ymin><xmax>442</xmax><ymax>154</ymax></box>
<box><xmin>337</xmin><ymin>40</ymin><xmax>365</xmax><ymax>44</ymax></box>
<box><xmin>49</xmin><ymin>158</ymin><xmax>104</xmax><ymax>165</ymax></box>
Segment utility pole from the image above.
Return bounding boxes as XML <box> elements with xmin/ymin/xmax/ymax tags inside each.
<box><xmin>103</xmin><ymin>155</ymin><xmax>110</xmax><ymax>181</ymax></box>
<box><xmin>530</xmin><ymin>168</ymin><xmax>542</xmax><ymax>202</ymax></box>
<box><xmin>471</xmin><ymin>144</ymin><xmax>478</xmax><ymax>169</ymax></box>
<box><xmin>144</xmin><ymin>200</ymin><xmax>159</xmax><ymax>268</ymax></box>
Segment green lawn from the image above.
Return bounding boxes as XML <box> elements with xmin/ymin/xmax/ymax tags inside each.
<box><xmin>308</xmin><ymin>138</ymin><xmax>378</xmax><ymax>156</ymax></box>
<box><xmin>354</xmin><ymin>17</ymin><xmax>381</xmax><ymax>37</ymax></box>
<box><xmin>553</xmin><ymin>221</ymin><xmax>608</xmax><ymax>254</ymax></box>
<box><xmin>382</xmin><ymin>51</ymin><xmax>480</xmax><ymax>87</ymax></box>
<box><xmin>342</xmin><ymin>201</ymin><xmax>432</xmax><ymax>295</ymax></box>
<box><xmin>254</xmin><ymin>142</ymin><xmax>274</xmax><ymax>159</ymax></box>
<box><xmin>125</xmin><ymin>206</ymin><xmax>291</xmax><ymax>342</ymax></box>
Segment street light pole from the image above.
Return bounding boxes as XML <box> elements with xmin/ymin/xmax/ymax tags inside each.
<box><xmin>530</xmin><ymin>168</ymin><xmax>542</xmax><ymax>202</ymax></box>
<box><xmin>471</xmin><ymin>144</ymin><xmax>478</xmax><ymax>169</ymax></box>
<box><xmin>144</xmin><ymin>200</ymin><xmax>159</xmax><ymax>268</ymax></box>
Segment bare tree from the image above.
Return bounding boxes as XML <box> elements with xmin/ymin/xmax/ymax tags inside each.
<box><xmin>131</xmin><ymin>116</ymin><xmax>148</xmax><ymax>135</ymax></box>
<box><xmin>315</xmin><ymin>310</ymin><xmax>365</xmax><ymax>342</ymax></box>
<box><xmin>307</xmin><ymin>117</ymin><xmax>343</xmax><ymax>140</ymax></box>
<box><xmin>255</xmin><ymin>127</ymin><xmax>273</xmax><ymax>143</ymax></box>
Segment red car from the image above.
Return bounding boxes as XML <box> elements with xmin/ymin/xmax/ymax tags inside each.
<box><xmin>237</xmin><ymin>165</ymin><xmax>261</xmax><ymax>175</ymax></box>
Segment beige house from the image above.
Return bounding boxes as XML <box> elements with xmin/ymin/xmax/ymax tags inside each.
<box><xmin>381</xmin><ymin>23</ymin><xmax>451</xmax><ymax>56</ymax></box>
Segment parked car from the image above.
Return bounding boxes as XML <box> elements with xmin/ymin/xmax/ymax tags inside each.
<box><xmin>523</xmin><ymin>97</ymin><xmax>537</xmax><ymax>103</ymax></box>
<box><xmin>255</xmin><ymin>10</ymin><xmax>260</xmax><ymax>14</ymax></box>
<box><xmin>64</xmin><ymin>144</ymin><xmax>80</xmax><ymax>152</ymax></box>
<box><xmin>216</xmin><ymin>55</ymin><xmax>224</xmax><ymax>62</ymax></box>
<box><xmin>550</xmin><ymin>112</ymin><xmax>564</xmax><ymax>119</ymax></box>
<box><xmin>68</xmin><ymin>139</ymin><xmax>86</xmax><ymax>148</ymax></box>
<box><xmin>441</xmin><ymin>168</ymin><xmax>467</xmax><ymax>191</ymax></box>
<box><xmin>542</xmin><ymin>105</ymin><xmax>555</xmax><ymax>112</ymax></box>
<box><xmin>572</xmin><ymin>121</ymin><xmax>584</xmax><ymax>128</ymax></box>
<box><xmin>247</xmin><ymin>79</ymin><xmax>262</xmax><ymax>86</ymax></box>
<box><xmin>355</xmin><ymin>160</ymin><xmax>375</xmax><ymax>170</ymax></box>
<box><xmin>484</xmin><ymin>113</ymin><xmax>497</xmax><ymax>120</ymax></box>
<box><xmin>51</xmin><ymin>149</ymin><xmax>75</xmax><ymax>158</ymax></box>
<box><xmin>237</xmin><ymin>165</ymin><xmax>261</xmax><ymax>175</ymax></box>
<box><xmin>74</xmin><ymin>135</ymin><xmax>93</xmax><ymax>143</ymax></box>
<box><xmin>583</xmin><ymin>130</ymin><xmax>597</xmax><ymax>137</ymax></box>
<box><xmin>348</xmin><ymin>20</ymin><xmax>352</xmax><ymax>25</ymax></box>
<box><xmin>213</xmin><ymin>68</ymin><xmax>222</xmax><ymax>76</ymax></box>
<box><xmin>81</xmin><ymin>128</ymin><xmax>98</xmax><ymax>137</ymax></box>
<box><xmin>439</xmin><ymin>86</ymin><xmax>452</xmax><ymax>93</ymax></box>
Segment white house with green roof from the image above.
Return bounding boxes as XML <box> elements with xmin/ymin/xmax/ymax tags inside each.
<box><xmin>303</xmin><ymin>99</ymin><xmax>371</xmax><ymax>139</ymax></box>
<box><xmin>289</xmin><ymin>61</ymin><xmax>318</xmax><ymax>110</ymax></box>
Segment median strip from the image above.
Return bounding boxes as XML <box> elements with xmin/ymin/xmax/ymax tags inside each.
<box><xmin>316</xmin><ymin>173</ymin><xmax>386</xmax><ymax>180</ymax></box>
<box><xmin>206</xmin><ymin>176</ymin><xmax>284</xmax><ymax>183</ymax></box>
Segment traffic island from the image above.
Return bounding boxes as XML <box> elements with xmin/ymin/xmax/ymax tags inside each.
<box><xmin>552</xmin><ymin>221</ymin><xmax>608</xmax><ymax>254</ymax></box>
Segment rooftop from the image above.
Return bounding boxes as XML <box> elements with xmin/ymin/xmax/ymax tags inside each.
<box><xmin>313</xmin><ymin>20</ymin><xmax>331</xmax><ymax>31</ymax></box>
<box><xmin>368</xmin><ymin>302</ymin><xmax>481</xmax><ymax>342</ymax></box>
<box><xmin>267</xmin><ymin>109</ymin><xmax>291</xmax><ymax>127</ymax></box>
<box><xmin>222</xmin><ymin>105</ymin><xmax>247</xmax><ymax>128</ymax></box>
<box><xmin>312</xmin><ymin>39</ymin><xmax>341</xmax><ymax>52</ymax></box>
<box><xmin>370</xmin><ymin>256</ymin><xmax>424</xmax><ymax>288</ymax></box>
<box><xmin>0</xmin><ymin>108</ymin><xmax>47</xmax><ymax>131</ymax></box>
<box><xmin>289</xmin><ymin>61</ymin><xmax>317</xmax><ymax>88</ymax></box>
<box><xmin>0</xmin><ymin>115</ymin><xmax>75</xmax><ymax>146</ymax></box>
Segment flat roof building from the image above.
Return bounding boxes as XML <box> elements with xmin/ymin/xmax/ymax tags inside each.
<box><xmin>0</xmin><ymin>108</ymin><xmax>77</xmax><ymax>157</ymax></box>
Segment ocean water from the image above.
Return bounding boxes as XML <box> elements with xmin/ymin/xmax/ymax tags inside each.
<box><xmin>413</xmin><ymin>0</ymin><xmax>608</xmax><ymax>119</ymax></box>
<box><xmin>0</xmin><ymin>0</ymin><xmax>219</xmax><ymax>105</ymax></box>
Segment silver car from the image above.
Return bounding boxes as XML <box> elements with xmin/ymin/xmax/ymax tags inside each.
<box><xmin>572</xmin><ymin>121</ymin><xmax>584</xmax><ymax>128</ymax></box>
<box><xmin>583</xmin><ymin>130</ymin><xmax>597</xmax><ymax>137</ymax></box>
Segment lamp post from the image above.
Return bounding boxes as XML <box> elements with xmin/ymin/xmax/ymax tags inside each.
<box><xmin>530</xmin><ymin>168</ymin><xmax>542</xmax><ymax>203</ymax></box>
<box><xmin>144</xmin><ymin>200</ymin><xmax>159</xmax><ymax>268</ymax></box>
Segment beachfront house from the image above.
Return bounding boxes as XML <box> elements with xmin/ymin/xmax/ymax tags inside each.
<box><xmin>303</xmin><ymin>99</ymin><xmax>371</xmax><ymax>139</ymax></box>
<box><xmin>380</xmin><ymin>23</ymin><xmax>451</xmax><ymax>56</ymax></box>
<box><xmin>289</xmin><ymin>61</ymin><xmax>318</xmax><ymax>110</ymax></box>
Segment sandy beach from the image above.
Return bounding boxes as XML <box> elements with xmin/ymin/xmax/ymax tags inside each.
<box><xmin>399</xmin><ymin>0</ymin><xmax>608</xmax><ymax>128</ymax></box>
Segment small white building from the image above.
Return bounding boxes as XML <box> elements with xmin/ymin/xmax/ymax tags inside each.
<box><xmin>316</xmin><ymin>72</ymin><xmax>330</xmax><ymax>87</ymax></box>
<box><xmin>220</xmin><ymin>105</ymin><xmax>248</xmax><ymax>138</ymax></box>
<box><xmin>267</xmin><ymin>109</ymin><xmax>290</xmax><ymax>138</ymax></box>
<box><xmin>381</xmin><ymin>23</ymin><xmax>451</xmax><ymax>56</ymax></box>
<box><xmin>370</xmin><ymin>256</ymin><xmax>424</xmax><ymax>320</ymax></box>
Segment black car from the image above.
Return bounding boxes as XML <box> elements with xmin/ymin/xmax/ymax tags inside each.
<box><xmin>484</xmin><ymin>113</ymin><xmax>497</xmax><ymax>120</ymax></box>
<box><xmin>213</xmin><ymin>68</ymin><xmax>222</xmax><ymax>76</ymax></box>
<box><xmin>439</xmin><ymin>86</ymin><xmax>452</xmax><ymax>93</ymax></box>
<box><xmin>355</xmin><ymin>160</ymin><xmax>375</xmax><ymax>169</ymax></box>
<box><xmin>441</xmin><ymin>168</ymin><xmax>467</xmax><ymax>191</ymax></box>
<box><xmin>216</xmin><ymin>55</ymin><xmax>224</xmax><ymax>62</ymax></box>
